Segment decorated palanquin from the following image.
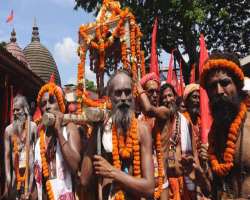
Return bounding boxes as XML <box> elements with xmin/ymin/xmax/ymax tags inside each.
<box><xmin>76</xmin><ymin>0</ymin><xmax>146</xmax><ymax>113</ymax></box>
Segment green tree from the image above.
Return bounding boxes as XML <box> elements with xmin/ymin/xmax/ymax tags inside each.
<box><xmin>85</xmin><ymin>79</ymin><xmax>97</xmax><ymax>92</ymax></box>
<box><xmin>74</xmin><ymin>0</ymin><xmax>250</xmax><ymax>82</ymax></box>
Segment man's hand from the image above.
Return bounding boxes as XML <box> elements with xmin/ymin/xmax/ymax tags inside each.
<box><xmin>93</xmin><ymin>155</ymin><xmax>116</xmax><ymax>179</ymax></box>
<box><xmin>20</xmin><ymin>192</ymin><xmax>31</xmax><ymax>200</ymax></box>
<box><xmin>50</xmin><ymin>111</ymin><xmax>64</xmax><ymax>136</ymax></box>
<box><xmin>198</xmin><ymin>143</ymin><xmax>208</xmax><ymax>162</ymax></box>
<box><xmin>179</xmin><ymin>155</ymin><xmax>195</xmax><ymax>175</ymax></box>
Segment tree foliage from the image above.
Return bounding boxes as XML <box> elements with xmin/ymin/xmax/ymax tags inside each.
<box><xmin>74</xmin><ymin>0</ymin><xmax>250</xmax><ymax>82</ymax></box>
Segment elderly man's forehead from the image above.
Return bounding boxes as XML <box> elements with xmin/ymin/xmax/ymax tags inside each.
<box><xmin>111</xmin><ymin>73</ymin><xmax>132</xmax><ymax>89</ymax></box>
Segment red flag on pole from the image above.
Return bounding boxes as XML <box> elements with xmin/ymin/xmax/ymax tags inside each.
<box><xmin>6</xmin><ymin>9</ymin><xmax>14</xmax><ymax>23</ymax></box>
<box><xmin>190</xmin><ymin>64</ymin><xmax>196</xmax><ymax>83</ymax></box>
<box><xmin>150</xmin><ymin>18</ymin><xmax>159</xmax><ymax>76</ymax></box>
<box><xmin>178</xmin><ymin>60</ymin><xmax>185</xmax><ymax>96</ymax></box>
<box><xmin>166</xmin><ymin>50</ymin><xmax>174</xmax><ymax>83</ymax></box>
<box><xmin>199</xmin><ymin>34</ymin><xmax>212</xmax><ymax>144</ymax></box>
<box><xmin>166</xmin><ymin>50</ymin><xmax>179</xmax><ymax>94</ymax></box>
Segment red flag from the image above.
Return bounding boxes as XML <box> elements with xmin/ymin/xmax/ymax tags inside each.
<box><xmin>150</xmin><ymin>18</ymin><xmax>159</xmax><ymax>76</ymax></box>
<box><xmin>166</xmin><ymin>50</ymin><xmax>174</xmax><ymax>83</ymax></box>
<box><xmin>166</xmin><ymin>50</ymin><xmax>179</xmax><ymax>94</ymax></box>
<box><xmin>178</xmin><ymin>60</ymin><xmax>185</xmax><ymax>96</ymax></box>
<box><xmin>199</xmin><ymin>34</ymin><xmax>212</xmax><ymax>144</ymax></box>
<box><xmin>6</xmin><ymin>9</ymin><xmax>14</xmax><ymax>23</ymax></box>
<box><xmin>190</xmin><ymin>64</ymin><xmax>195</xmax><ymax>83</ymax></box>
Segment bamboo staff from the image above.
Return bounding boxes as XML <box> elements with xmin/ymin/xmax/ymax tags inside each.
<box><xmin>24</xmin><ymin>108</ymin><xmax>31</xmax><ymax>198</ymax></box>
<box><xmin>97</xmin><ymin>124</ymin><xmax>103</xmax><ymax>200</ymax></box>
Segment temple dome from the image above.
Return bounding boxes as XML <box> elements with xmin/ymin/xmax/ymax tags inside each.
<box><xmin>6</xmin><ymin>29</ymin><xmax>29</xmax><ymax>68</ymax></box>
<box><xmin>23</xmin><ymin>23</ymin><xmax>61</xmax><ymax>85</ymax></box>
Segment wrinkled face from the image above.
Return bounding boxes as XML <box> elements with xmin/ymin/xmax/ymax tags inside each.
<box><xmin>145</xmin><ymin>80</ymin><xmax>159</xmax><ymax>106</ymax></box>
<box><xmin>109</xmin><ymin>73</ymin><xmax>134</xmax><ymax>133</ymax></box>
<box><xmin>13</xmin><ymin>100</ymin><xmax>25</xmax><ymax>121</ymax></box>
<box><xmin>161</xmin><ymin>87</ymin><xmax>176</xmax><ymax>109</ymax></box>
<box><xmin>110</xmin><ymin>73</ymin><xmax>133</xmax><ymax>109</ymax></box>
<box><xmin>40</xmin><ymin>92</ymin><xmax>60</xmax><ymax>114</ymax></box>
<box><xmin>206</xmin><ymin>70</ymin><xmax>237</xmax><ymax>100</ymax></box>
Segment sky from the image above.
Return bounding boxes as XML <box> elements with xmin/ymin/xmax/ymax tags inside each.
<box><xmin>0</xmin><ymin>0</ymin><xmax>170</xmax><ymax>86</ymax></box>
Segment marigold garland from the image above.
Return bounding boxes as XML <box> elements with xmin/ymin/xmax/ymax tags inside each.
<box><xmin>153</xmin><ymin>129</ymin><xmax>164</xmax><ymax>199</ymax></box>
<box><xmin>39</xmin><ymin>128</ymin><xmax>55</xmax><ymax>200</ymax></box>
<box><xmin>201</xmin><ymin>59</ymin><xmax>244</xmax><ymax>89</ymax></box>
<box><xmin>112</xmin><ymin>116</ymin><xmax>141</xmax><ymax>200</ymax></box>
<box><xmin>13</xmin><ymin>135</ymin><xmax>28</xmax><ymax>191</ymax></box>
<box><xmin>37</xmin><ymin>83</ymin><xmax>65</xmax><ymax>113</ymax></box>
<box><xmin>209</xmin><ymin>102</ymin><xmax>247</xmax><ymax>176</ymax></box>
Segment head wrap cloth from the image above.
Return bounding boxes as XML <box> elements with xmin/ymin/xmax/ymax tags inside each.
<box><xmin>140</xmin><ymin>72</ymin><xmax>160</xmax><ymax>88</ymax></box>
<box><xmin>183</xmin><ymin>83</ymin><xmax>200</xmax><ymax>101</ymax></box>
<box><xmin>200</xmin><ymin>59</ymin><xmax>244</xmax><ymax>90</ymax></box>
<box><xmin>37</xmin><ymin>76</ymin><xmax>65</xmax><ymax>113</ymax></box>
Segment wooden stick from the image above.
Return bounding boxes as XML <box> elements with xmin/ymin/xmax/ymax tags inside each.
<box><xmin>97</xmin><ymin>124</ymin><xmax>103</xmax><ymax>200</ymax></box>
<box><xmin>24</xmin><ymin>112</ymin><xmax>31</xmax><ymax>197</ymax></box>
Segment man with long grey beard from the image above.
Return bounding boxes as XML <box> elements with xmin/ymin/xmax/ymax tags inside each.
<box><xmin>80</xmin><ymin>69</ymin><xmax>154</xmax><ymax>200</ymax></box>
<box><xmin>4</xmin><ymin>95</ymin><xmax>37</xmax><ymax>200</ymax></box>
<box><xmin>200</xmin><ymin>52</ymin><xmax>250</xmax><ymax>199</ymax></box>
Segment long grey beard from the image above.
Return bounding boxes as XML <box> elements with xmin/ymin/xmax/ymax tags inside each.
<box><xmin>13</xmin><ymin>114</ymin><xmax>26</xmax><ymax>134</ymax></box>
<box><xmin>112</xmin><ymin>103</ymin><xmax>134</xmax><ymax>135</ymax></box>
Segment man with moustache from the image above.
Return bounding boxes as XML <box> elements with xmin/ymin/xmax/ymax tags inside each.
<box><xmin>80</xmin><ymin>69</ymin><xmax>154</xmax><ymax>200</ymax></box>
<box><xmin>183</xmin><ymin>84</ymin><xmax>208</xmax><ymax>162</ymax></box>
<box><xmin>138</xmin><ymin>82</ymin><xmax>210</xmax><ymax>199</ymax></box>
<box><xmin>200</xmin><ymin>52</ymin><xmax>250</xmax><ymax>199</ymax></box>
<box><xmin>4</xmin><ymin>95</ymin><xmax>37</xmax><ymax>200</ymax></box>
<box><xmin>138</xmin><ymin>72</ymin><xmax>160</xmax><ymax>130</ymax></box>
<box><xmin>34</xmin><ymin>79</ymin><xmax>81</xmax><ymax>200</ymax></box>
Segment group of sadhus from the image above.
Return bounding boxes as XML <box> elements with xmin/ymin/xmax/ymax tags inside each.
<box><xmin>2</xmin><ymin>51</ymin><xmax>250</xmax><ymax>200</ymax></box>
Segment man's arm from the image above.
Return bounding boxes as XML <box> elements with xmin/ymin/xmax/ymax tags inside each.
<box><xmin>94</xmin><ymin>122</ymin><xmax>154</xmax><ymax>197</ymax></box>
<box><xmin>80</xmin><ymin>132</ymin><xmax>96</xmax><ymax>186</ymax></box>
<box><xmin>28</xmin><ymin>122</ymin><xmax>37</xmax><ymax>196</ymax></box>
<box><xmin>4</xmin><ymin>127</ymin><xmax>11</xmax><ymax>193</ymax></box>
<box><xmin>57</xmin><ymin>122</ymin><xmax>82</xmax><ymax>173</ymax></box>
<box><xmin>137</xmin><ymin>83</ymin><xmax>170</xmax><ymax>120</ymax></box>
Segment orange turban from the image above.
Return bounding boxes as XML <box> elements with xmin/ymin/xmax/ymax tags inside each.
<box><xmin>37</xmin><ymin>74</ymin><xmax>65</xmax><ymax>113</ymax></box>
<box><xmin>183</xmin><ymin>83</ymin><xmax>199</xmax><ymax>101</ymax></box>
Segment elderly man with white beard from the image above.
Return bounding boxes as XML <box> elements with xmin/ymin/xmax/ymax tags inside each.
<box><xmin>4</xmin><ymin>94</ymin><xmax>37</xmax><ymax>200</ymax></box>
<box><xmin>80</xmin><ymin>69</ymin><xmax>154</xmax><ymax>200</ymax></box>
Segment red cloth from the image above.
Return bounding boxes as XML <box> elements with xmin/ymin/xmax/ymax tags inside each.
<box><xmin>178</xmin><ymin>60</ymin><xmax>185</xmax><ymax>96</ymax></box>
<box><xmin>190</xmin><ymin>64</ymin><xmax>195</xmax><ymax>83</ymax></box>
<box><xmin>166</xmin><ymin>50</ymin><xmax>179</xmax><ymax>95</ymax></box>
<box><xmin>6</xmin><ymin>9</ymin><xmax>14</xmax><ymax>23</ymax></box>
<box><xmin>150</xmin><ymin>18</ymin><xmax>159</xmax><ymax>76</ymax></box>
<box><xmin>140</xmin><ymin>72</ymin><xmax>160</xmax><ymax>88</ymax></box>
<box><xmin>199</xmin><ymin>34</ymin><xmax>212</xmax><ymax>144</ymax></box>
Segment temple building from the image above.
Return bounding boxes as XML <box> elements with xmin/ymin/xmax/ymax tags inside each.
<box><xmin>0</xmin><ymin>24</ymin><xmax>61</xmax><ymax>191</ymax></box>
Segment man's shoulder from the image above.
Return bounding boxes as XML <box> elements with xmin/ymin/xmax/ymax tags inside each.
<box><xmin>5</xmin><ymin>124</ymin><xmax>14</xmax><ymax>135</ymax></box>
<box><xmin>137</xmin><ymin>120</ymin><xmax>151</xmax><ymax>142</ymax></box>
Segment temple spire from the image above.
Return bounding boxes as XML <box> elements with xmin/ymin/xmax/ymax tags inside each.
<box><xmin>31</xmin><ymin>17</ymin><xmax>40</xmax><ymax>42</ymax></box>
<box><xmin>10</xmin><ymin>28</ymin><xmax>17</xmax><ymax>43</ymax></box>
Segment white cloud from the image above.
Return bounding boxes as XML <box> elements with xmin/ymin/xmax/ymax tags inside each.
<box><xmin>54</xmin><ymin>37</ymin><xmax>78</xmax><ymax>64</ymax></box>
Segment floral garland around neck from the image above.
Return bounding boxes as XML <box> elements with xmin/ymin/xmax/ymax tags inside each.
<box><xmin>209</xmin><ymin>102</ymin><xmax>247</xmax><ymax>176</ymax></box>
<box><xmin>39</xmin><ymin>128</ymin><xmax>55</xmax><ymax>200</ymax></box>
<box><xmin>153</xmin><ymin>128</ymin><xmax>164</xmax><ymax>199</ymax></box>
<box><xmin>13</xmin><ymin>133</ymin><xmax>28</xmax><ymax>192</ymax></box>
<box><xmin>112</xmin><ymin>115</ymin><xmax>141</xmax><ymax>200</ymax></box>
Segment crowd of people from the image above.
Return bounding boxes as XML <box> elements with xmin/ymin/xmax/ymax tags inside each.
<box><xmin>2</xmin><ymin>51</ymin><xmax>250</xmax><ymax>200</ymax></box>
